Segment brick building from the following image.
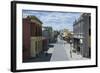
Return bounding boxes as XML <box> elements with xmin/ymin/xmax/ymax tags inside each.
<box><xmin>23</xmin><ymin>16</ymin><xmax>43</xmax><ymax>61</ymax></box>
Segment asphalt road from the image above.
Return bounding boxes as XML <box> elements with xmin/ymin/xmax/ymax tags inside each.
<box><xmin>50</xmin><ymin>36</ymin><xmax>71</xmax><ymax>61</ymax></box>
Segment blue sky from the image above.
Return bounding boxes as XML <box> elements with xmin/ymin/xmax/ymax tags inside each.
<box><xmin>23</xmin><ymin>10</ymin><xmax>81</xmax><ymax>31</ymax></box>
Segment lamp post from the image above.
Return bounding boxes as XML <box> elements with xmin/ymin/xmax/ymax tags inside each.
<box><xmin>69</xmin><ymin>38</ymin><xmax>73</xmax><ymax>58</ymax></box>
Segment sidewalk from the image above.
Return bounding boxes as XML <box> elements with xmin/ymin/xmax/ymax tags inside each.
<box><xmin>64</xmin><ymin>42</ymin><xmax>89</xmax><ymax>60</ymax></box>
<box><xmin>71</xmin><ymin>52</ymin><xmax>88</xmax><ymax>60</ymax></box>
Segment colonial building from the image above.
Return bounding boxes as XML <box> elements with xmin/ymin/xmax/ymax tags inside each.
<box><xmin>73</xmin><ymin>13</ymin><xmax>91</xmax><ymax>58</ymax></box>
<box><xmin>23</xmin><ymin>16</ymin><xmax>43</xmax><ymax>61</ymax></box>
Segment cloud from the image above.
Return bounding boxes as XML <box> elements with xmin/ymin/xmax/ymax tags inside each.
<box><xmin>23</xmin><ymin>10</ymin><xmax>81</xmax><ymax>31</ymax></box>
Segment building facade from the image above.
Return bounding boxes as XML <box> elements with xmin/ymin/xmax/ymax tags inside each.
<box><xmin>73</xmin><ymin>13</ymin><xmax>91</xmax><ymax>58</ymax></box>
<box><xmin>23</xmin><ymin>16</ymin><xmax>43</xmax><ymax>61</ymax></box>
<box><xmin>42</xmin><ymin>27</ymin><xmax>53</xmax><ymax>43</ymax></box>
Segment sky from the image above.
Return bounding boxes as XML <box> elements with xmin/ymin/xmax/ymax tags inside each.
<box><xmin>23</xmin><ymin>10</ymin><xmax>81</xmax><ymax>31</ymax></box>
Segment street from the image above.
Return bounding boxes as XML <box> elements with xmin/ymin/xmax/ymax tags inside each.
<box><xmin>50</xmin><ymin>36</ymin><xmax>70</xmax><ymax>61</ymax></box>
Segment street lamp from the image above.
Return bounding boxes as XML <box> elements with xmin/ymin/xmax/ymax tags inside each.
<box><xmin>69</xmin><ymin>39</ymin><xmax>73</xmax><ymax>58</ymax></box>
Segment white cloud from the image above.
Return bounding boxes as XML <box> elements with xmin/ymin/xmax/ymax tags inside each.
<box><xmin>23</xmin><ymin>10</ymin><xmax>81</xmax><ymax>31</ymax></box>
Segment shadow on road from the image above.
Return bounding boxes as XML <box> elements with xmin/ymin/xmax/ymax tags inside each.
<box><xmin>23</xmin><ymin>53</ymin><xmax>52</xmax><ymax>63</ymax></box>
<box><xmin>48</xmin><ymin>44</ymin><xmax>54</xmax><ymax>48</ymax></box>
